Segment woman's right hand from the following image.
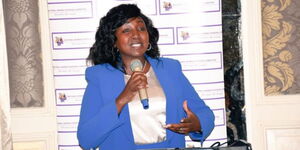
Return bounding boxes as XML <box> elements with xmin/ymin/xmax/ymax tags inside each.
<box><xmin>115</xmin><ymin>71</ymin><xmax>148</xmax><ymax>114</ymax></box>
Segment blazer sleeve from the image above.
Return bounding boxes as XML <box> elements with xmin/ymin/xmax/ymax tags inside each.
<box><xmin>77</xmin><ymin>67</ymin><xmax>124</xmax><ymax>149</ymax></box>
<box><xmin>175</xmin><ymin>60</ymin><xmax>215</xmax><ymax>142</ymax></box>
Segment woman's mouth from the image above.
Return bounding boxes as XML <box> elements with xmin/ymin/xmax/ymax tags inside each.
<box><xmin>131</xmin><ymin>43</ymin><xmax>142</xmax><ymax>47</ymax></box>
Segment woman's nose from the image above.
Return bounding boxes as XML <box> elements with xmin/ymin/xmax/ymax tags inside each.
<box><xmin>131</xmin><ymin>29</ymin><xmax>140</xmax><ymax>38</ymax></box>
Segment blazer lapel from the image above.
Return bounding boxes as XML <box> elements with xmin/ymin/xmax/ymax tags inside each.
<box><xmin>148</xmin><ymin>57</ymin><xmax>178</xmax><ymax>140</ymax></box>
<box><xmin>106</xmin><ymin>65</ymin><xmax>135</xmax><ymax>143</ymax></box>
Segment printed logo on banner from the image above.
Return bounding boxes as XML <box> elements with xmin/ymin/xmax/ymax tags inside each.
<box><xmin>58</xmin><ymin>93</ymin><xmax>67</xmax><ymax>102</ymax></box>
<box><xmin>52</xmin><ymin>31</ymin><xmax>94</xmax><ymax>50</ymax></box>
<box><xmin>162</xmin><ymin>52</ymin><xmax>223</xmax><ymax>71</ymax></box>
<box><xmin>55</xmin><ymin>37</ymin><xmax>64</xmax><ymax>46</ymax></box>
<box><xmin>159</xmin><ymin>0</ymin><xmax>221</xmax><ymax>15</ymax></box>
<box><xmin>163</xmin><ymin>2</ymin><xmax>172</xmax><ymax>11</ymax></box>
<box><xmin>180</xmin><ymin>31</ymin><xmax>190</xmax><ymax>40</ymax></box>
<box><xmin>48</xmin><ymin>1</ymin><xmax>94</xmax><ymax>20</ymax></box>
<box><xmin>176</xmin><ymin>25</ymin><xmax>222</xmax><ymax>44</ymax></box>
<box><xmin>55</xmin><ymin>88</ymin><xmax>85</xmax><ymax>106</ymax></box>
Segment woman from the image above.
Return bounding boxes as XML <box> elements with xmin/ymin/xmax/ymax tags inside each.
<box><xmin>77</xmin><ymin>4</ymin><xmax>215</xmax><ymax>150</ymax></box>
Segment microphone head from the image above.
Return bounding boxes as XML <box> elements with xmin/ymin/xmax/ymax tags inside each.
<box><xmin>130</xmin><ymin>59</ymin><xmax>143</xmax><ymax>72</ymax></box>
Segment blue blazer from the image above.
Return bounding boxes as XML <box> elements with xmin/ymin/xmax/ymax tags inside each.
<box><xmin>77</xmin><ymin>56</ymin><xmax>215</xmax><ymax>150</ymax></box>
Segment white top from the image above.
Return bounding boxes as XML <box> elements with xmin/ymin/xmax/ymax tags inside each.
<box><xmin>125</xmin><ymin>67</ymin><xmax>167</xmax><ymax>145</ymax></box>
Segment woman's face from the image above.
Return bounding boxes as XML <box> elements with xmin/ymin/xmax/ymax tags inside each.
<box><xmin>114</xmin><ymin>17</ymin><xmax>149</xmax><ymax>60</ymax></box>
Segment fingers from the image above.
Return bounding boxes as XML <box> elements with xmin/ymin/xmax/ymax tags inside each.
<box><xmin>174</xmin><ymin>127</ymin><xmax>187</xmax><ymax>134</ymax></box>
<box><xmin>183</xmin><ymin>100</ymin><xmax>191</xmax><ymax>115</ymax></box>
<box><xmin>178</xmin><ymin>127</ymin><xmax>187</xmax><ymax>133</ymax></box>
<box><xmin>131</xmin><ymin>72</ymin><xmax>148</xmax><ymax>87</ymax></box>
<box><xmin>127</xmin><ymin>72</ymin><xmax>148</xmax><ymax>91</ymax></box>
<box><xmin>180</xmin><ymin>117</ymin><xmax>191</xmax><ymax>123</ymax></box>
<box><xmin>164</xmin><ymin>123</ymin><xmax>191</xmax><ymax>134</ymax></box>
<box><xmin>120</xmin><ymin>72</ymin><xmax>148</xmax><ymax>103</ymax></box>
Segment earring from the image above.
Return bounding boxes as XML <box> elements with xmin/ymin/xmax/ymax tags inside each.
<box><xmin>147</xmin><ymin>44</ymin><xmax>152</xmax><ymax>51</ymax></box>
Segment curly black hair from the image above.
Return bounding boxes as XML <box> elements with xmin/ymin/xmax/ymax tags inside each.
<box><xmin>87</xmin><ymin>4</ymin><xmax>160</xmax><ymax>69</ymax></box>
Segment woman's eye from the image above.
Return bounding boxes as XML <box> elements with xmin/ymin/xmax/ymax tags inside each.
<box><xmin>138</xmin><ymin>27</ymin><xmax>146</xmax><ymax>31</ymax></box>
<box><xmin>123</xmin><ymin>28</ymin><xmax>130</xmax><ymax>33</ymax></box>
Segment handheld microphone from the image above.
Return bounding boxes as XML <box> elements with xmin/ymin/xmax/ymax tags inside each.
<box><xmin>130</xmin><ymin>59</ymin><xmax>149</xmax><ymax>109</ymax></box>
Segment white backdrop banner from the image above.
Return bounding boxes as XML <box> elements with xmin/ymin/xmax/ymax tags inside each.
<box><xmin>48</xmin><ymin>0</ymin><xmax>226</xmax><ymax>149</ymax></box>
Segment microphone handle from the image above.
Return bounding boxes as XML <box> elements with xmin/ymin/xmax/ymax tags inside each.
<box><xmin>138</xmin><ymin>88</ymin><xmax>149</xmax><ymax>109</ymax></box>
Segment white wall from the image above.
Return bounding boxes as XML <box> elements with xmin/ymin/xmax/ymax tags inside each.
<box><xmin>0</xmin><ymin>0</ymin><xmax>13</xmax><ymax>149</ymax></box>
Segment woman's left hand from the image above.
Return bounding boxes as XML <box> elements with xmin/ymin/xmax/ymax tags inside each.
<box><xmin>164</xmin><ymin>100</ymin><xmax>201</xmax><ymax>134</ymax></box>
